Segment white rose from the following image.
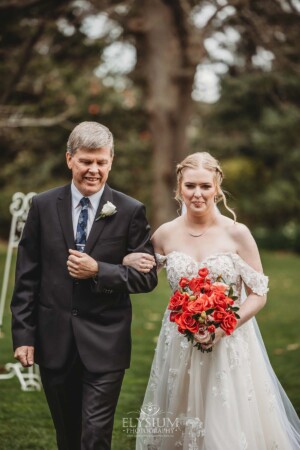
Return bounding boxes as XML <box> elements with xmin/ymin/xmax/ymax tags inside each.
<box><xmin>101</xmin><ymin>201</ymin><xmax>116</xmax><ymax>215</ymax></box>
<box><xmin>96</xmin><ymin>201</ymin><xmax>117</xmax><ymax>220</ymax></box>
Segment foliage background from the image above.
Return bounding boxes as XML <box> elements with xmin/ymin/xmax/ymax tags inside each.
<box><xmin>0</xmin><ymin>0</ymin><xmax>299</xmax><ymax>249</ymax></box>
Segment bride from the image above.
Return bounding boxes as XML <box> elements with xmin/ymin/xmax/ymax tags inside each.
<box><xmin>123</xmin><ymin>152</ymin><xmax>300</xmax><ymax>450</ymax></box>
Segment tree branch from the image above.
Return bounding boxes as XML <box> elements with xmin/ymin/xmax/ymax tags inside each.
<box><xmin>0</xmin><ymin>108</ymin><xmax>74</xmax><ymax>128</ymax></box>
<box><xmin>0</xmin><ymin>0</ymin><xmax>41</xmax><ymax>10</ymax></box>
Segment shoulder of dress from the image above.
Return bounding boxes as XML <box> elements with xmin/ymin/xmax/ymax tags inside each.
<box><xmin>155</xmin><ymin>253</ymin><xmax>167</xmax><ymax>267</ymax></box>
<box><xmin>231</xmin><ymin>253</ymin><xmax>269</xmax><ymax>296</ymax></box>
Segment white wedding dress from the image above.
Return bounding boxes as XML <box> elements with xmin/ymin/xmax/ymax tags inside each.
<box><xmin>135</xmin><ymin>252</ymin><xmax>300</xmax><ymax>450</ymax></box>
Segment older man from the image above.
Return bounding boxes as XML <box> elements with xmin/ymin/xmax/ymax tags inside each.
<box><xmin>11</xmin><ymin>121</ymin><xmax>157</xmax><ymax>450</ymax></box>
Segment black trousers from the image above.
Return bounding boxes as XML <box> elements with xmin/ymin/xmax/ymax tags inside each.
<box><xmin>40</xmin><ymin>355</ymin><xmax>125</xmax><ymax>450</ymax></box>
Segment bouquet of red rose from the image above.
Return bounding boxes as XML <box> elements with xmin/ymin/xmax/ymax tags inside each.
<box><xmin>167</xmin><ymin>267</ymin><xmax>240</xmax><ymax>353</ymax></box>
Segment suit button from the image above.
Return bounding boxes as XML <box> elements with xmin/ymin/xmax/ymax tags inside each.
<box><xmin>72</xmin><ymin>308</ymin><xmax>78</xmax><ymax>316</ymax></box>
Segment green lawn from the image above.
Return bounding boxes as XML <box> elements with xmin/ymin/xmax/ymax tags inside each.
<box><xmin>0</xmin><ymin>248</ymin><xmax>299</xmax><ymax>450</ymax></box>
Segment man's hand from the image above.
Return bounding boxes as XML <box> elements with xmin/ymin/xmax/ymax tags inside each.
<box><xmin>67</xmin><ymin>249</ymin><xmax>98</xmax><ymax>279</ymax></box>
<box><xmin>14</xmin><ymin>346</ymin><xmax>34</xmax><ymax>367</ymax></box>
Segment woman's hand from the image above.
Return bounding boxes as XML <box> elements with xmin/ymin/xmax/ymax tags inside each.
<box><xmin>195</xmin><ymin>327</ymin><xmax>226</xmax><ymax>351</ymax></box>
<box><xmin>212</xmin><ymin>327</ymin><xmax>226</xmax><ymax>345</ymax></box>
<box><xmin>122</xmin><ymin>252</ymin><xmax>156</xmax><ymax>273</ymax></box>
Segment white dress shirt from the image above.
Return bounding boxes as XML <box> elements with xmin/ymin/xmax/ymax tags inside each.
<box><xmin>71</xmin><ymin>182</ymin><xmax>105</xmax><ymax>240</ymax></box>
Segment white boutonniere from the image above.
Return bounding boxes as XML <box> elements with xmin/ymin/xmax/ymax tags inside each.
<box><xmin>95</xmin><ymin>201</ymin><xmax>117</xmax><ymax>221</ymax></box>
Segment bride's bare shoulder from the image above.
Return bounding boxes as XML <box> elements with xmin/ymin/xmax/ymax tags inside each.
<box><xmin>153</xmin><ymin>218</ymin><xmax>181</xmax><ymax>239</ymax></box>
<box><xmin>152</xmin><ymin>217</ymin><xmax>181</xmax><ymax>253</ymax></box>
<box><xmin>224</xmin><ymin>218</ymin><xmax>262</xmax><ymax>266</ymax></box>
<box><xmin>217</xmin><ymin>215</ymin><xmax>253</xmax><ymax>244</ymax></box>
<box><xmin>224</xmin><ymin>218</ymin><xmax>256</xmax><ymax>250</ymax></box>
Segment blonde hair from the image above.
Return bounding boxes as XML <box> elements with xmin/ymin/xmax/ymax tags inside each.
<box><xmin>175</xmin><ymin>152</ymin><xmax>236</xmax><ymax>221</ymax></box>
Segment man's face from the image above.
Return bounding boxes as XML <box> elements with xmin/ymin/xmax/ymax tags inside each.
<box><xmin>66</xmin><ymin>146</ymin><xmax>113</xmax><ymax>196</ymax></box>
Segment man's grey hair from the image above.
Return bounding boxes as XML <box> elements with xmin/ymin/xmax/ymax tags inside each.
<box><xmin>67</xmin><ymin>121</ymin><xmax>114</xmax><ymax>156</ymax></box>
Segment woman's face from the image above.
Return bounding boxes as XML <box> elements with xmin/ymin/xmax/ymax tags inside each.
<box><xmin>180</xmin><ymin>167</ymin><xmax>217</xmax><ymax>215</ymax></box>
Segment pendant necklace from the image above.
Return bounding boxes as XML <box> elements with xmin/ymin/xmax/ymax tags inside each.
<box><xmin>185</xmin><ymin>217</ymin><xmax>216</xmax><ymax>238</ymax></box>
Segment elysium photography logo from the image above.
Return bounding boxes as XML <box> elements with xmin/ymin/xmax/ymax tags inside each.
<box><xmin>122</xmin><ymin>402</ymin><xmax>179</xmax><ymax>437</ymax></box>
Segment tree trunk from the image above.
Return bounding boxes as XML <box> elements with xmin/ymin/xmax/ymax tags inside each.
<box><xmin>127</xmin><ymin>0</ymin><xmax>203</xmax><ymax>229</ymax></box>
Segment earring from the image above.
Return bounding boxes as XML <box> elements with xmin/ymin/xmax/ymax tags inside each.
<box><xmin>214</xmin><ymin>195</ymin><xmax>218</xmax><ymax>203</ymax></box>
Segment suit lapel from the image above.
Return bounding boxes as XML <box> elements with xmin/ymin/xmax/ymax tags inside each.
<box><xmin>85</xmin><ymin>184</ymin><xmax>114</xmax><ymax>254</ymax></box>
<box><xmin>56</xmin><ymin>185</ymin><xmax>75</xmax><ymax>251</ymax></box>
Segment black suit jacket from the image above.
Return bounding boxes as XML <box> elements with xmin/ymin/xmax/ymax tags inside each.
<box><xmin>11</xmin><ymin>184</ymin><xmax>157</xmax><ymax>373</ymax></box>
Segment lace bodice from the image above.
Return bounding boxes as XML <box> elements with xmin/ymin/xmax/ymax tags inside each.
<box><xmin>155</xmin><ymin>251</ymin><xmax>268</xmax><ymax>297</ymax></box>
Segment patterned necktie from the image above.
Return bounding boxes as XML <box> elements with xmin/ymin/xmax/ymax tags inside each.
<box><xmin>75</xmin><ymin>197</ymin><xmax>90</xmax><ymax>252</ymax></box>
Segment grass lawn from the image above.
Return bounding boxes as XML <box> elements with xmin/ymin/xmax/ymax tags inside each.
<box><xmin>0</xmin><ymin>247</ymin><xmax>299</xmax><ymax>450</ymax></box>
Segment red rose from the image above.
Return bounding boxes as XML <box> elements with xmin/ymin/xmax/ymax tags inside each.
<box><xmin>198</xmin><ymin>267</ymin><xmax>209</xmax><ymax>278</ymax></box>
<box><xmin>211</xmin><ymin>282</ymin><xmax>229</xmax><ymax>294</ymax></box>
<box><xmin>184</xmin><ymin>294</ymin><xmax>212</xmax><ymax>314</ymax></box>
<box><xmin>199</xmin><ymin>293</ymin><xmax>213</xmax><ymax>310</ymax></box>
<box><xmin>210</xmin><ymin>292</ymin><xmax>228</xmax><ymax>309</ymax></box>
<box><xmin>212</xmin><ymin>306</ymin><xmax>227</xmax><ymax>323</ymax></box>
<box><xmin>188</xmin><ymin>277</ymin><xmax>205</xmax><ymax>293</ymax></box>
<box><xmin>220</xmin><ymin>312</ymin><xmax>237</xmax><ymax>335</ymax></box>
<box><xmin>202</xmin><ymin>283</ymin><xmax>212</xmax><ymax>294</ymax></box>
<box><xmin>175</xmin><ymin>311</ymin><xmax>199</xmax><ymax>333</ymax></box>
<box><xmin>168</xmin><ymin>291</ymin><xmax>189</xmax><ymax>311</ymax></box>
<box><xmin>170</xmin><ymin>311</ymin><xmax>181</xmax><ymax>322</ymax></box>
<box><xmin>179</xmin><ymin>277</ymin><xmax>190</xmax><ymax>288</ymax></box>
<box><xmin>207</xmin><ymin>324</ymin><xmax>216</xmax><ymax>333</ymax></box>
<box><xmin>183</xmin><ymin>299</ymin><xmax>200</xmax><ymax>314</ymax></box>
<box><xmin>184</xmin><ymin>297</ymin><xmax>203</xmax><ymax>314</ymax></box>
